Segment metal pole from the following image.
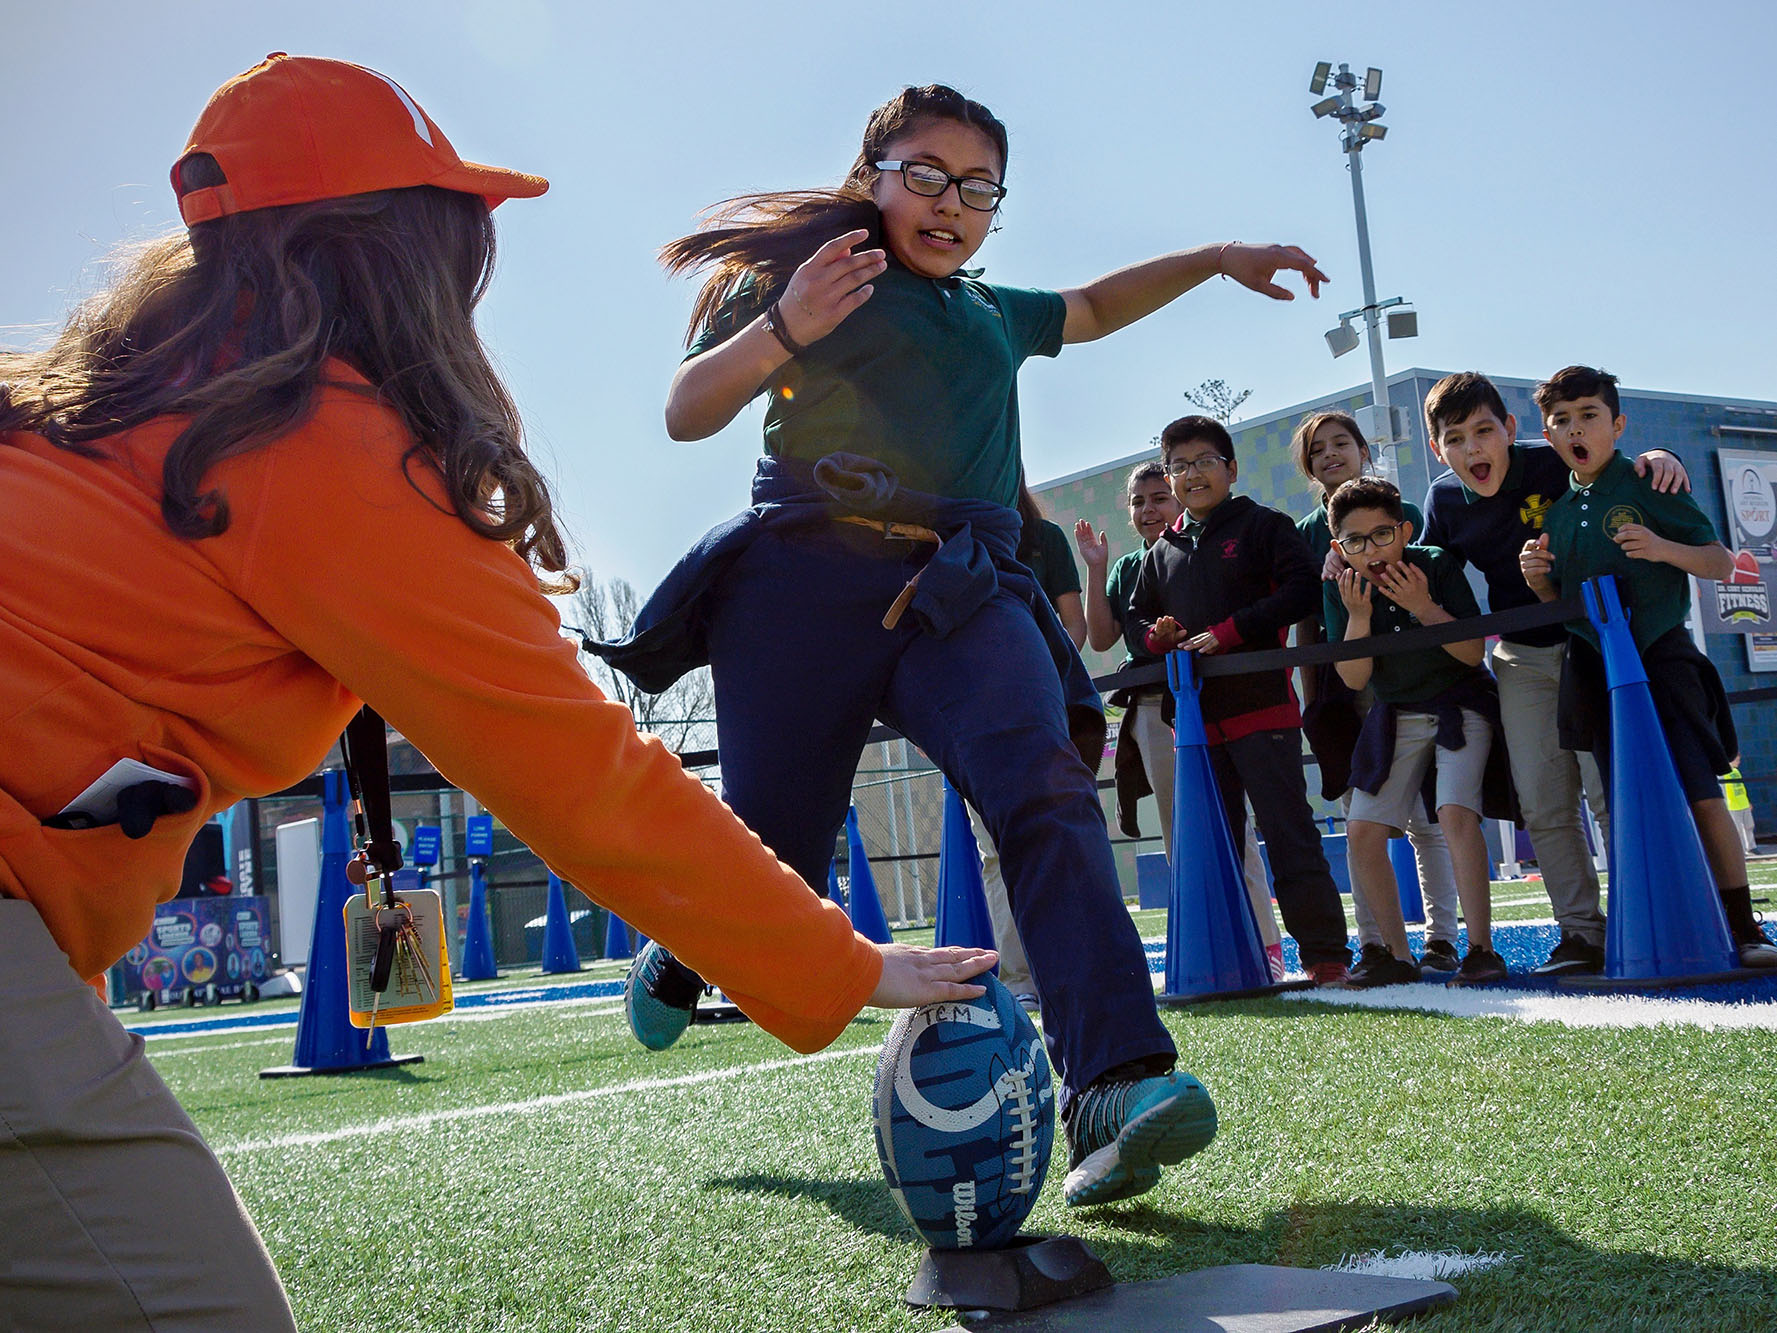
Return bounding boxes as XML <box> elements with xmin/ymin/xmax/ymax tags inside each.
<box><xmin>879</xmin><ymin>739</ymin><xmax>912</xmax><ymax>927</ymax></box>
<box><xmin>1345</xmin><ymin>129</ymin><xmax>1393</xmax><ymax>477</ymax></box>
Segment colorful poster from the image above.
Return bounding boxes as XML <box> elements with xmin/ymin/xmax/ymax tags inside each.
<box><xmin>122</xmin><ymin>897</ymin><xmax>272</xmax><ymax>1000</ymax></box>
<box><xmin>1707</xmin><ymin>449</ymin><xmax>1777</xmax><ymax>671</ymax></box>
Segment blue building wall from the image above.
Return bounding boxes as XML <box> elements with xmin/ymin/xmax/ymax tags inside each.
<box><xmin>1035</xmin><ymin>368</ymin><xmax>1777</xmax><ymax>833</ymax></box>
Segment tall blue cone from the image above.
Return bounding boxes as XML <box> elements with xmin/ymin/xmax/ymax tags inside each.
<box><xmin>541</xmin><ymin>872</ymin><xmax>582</xmax><ymax>974</ymax></box>
<box><xmin>459</xmin><ymin>860</ymin><xmax>499</xmax><ymax>980</ymax></box>
<box><xmin>603</xmin><ymin>910</ymin><xmax>634</xmax><ymax>960</ymax></box>
<box><xmin>826</xmin><ymin>858</ymin><xmax>847</xmax><ymax>912</ymax></box>
<box><xmin>1578</xmin><ymin>576</ymin><xmax>1741</xmax><ymax>984</ymax></box>
<box><xmin>1389</xmin><ymin>836</ymin><xmax>1426</xmax><ymax>924</ymax></box>
<box><xmin>845</xmin><ymin>806</ymin><xmax>894</xmax><ymax>944</ymax></box>
<box><xmin>934</xmin><ymin>780</ymin><xmax>997</xmax><ymax>962</ymax></box>
<box><xmin>261</xmin><ymin>770</ymin><xmax>422</xmax><ymax>1077</ymax></box>
<box><xmin>1162</xmin><ymin>651</ymin><xmax>1274</xmax><ymax>999</ymax></box>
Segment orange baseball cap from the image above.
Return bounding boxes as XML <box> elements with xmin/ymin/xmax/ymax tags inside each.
<box><xmin>173</xmin><ymin>53</ymin><xmax>548</xmax><ymax>226</ymax></box>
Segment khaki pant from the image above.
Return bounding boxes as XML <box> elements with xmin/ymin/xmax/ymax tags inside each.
<box><xmin>1491</xmin><ymin>639</ymin><xmax>1610</xmax><ymax>945</ymax></box>
<box><xmin>0</xmin><ymin>899</ymin><xmax>296</xmax><ymax>1332</ymax></box>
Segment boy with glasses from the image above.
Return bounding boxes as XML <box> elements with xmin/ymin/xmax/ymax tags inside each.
<box><xmin>1327</xmin><ymin>478</ymin><xmax>1506</xmax><ymax>987</ymax></box>
<box><xmin>1126</xmin><ymin>417</ymin><xmax>1352</xmax><ymax>985</ymax></box>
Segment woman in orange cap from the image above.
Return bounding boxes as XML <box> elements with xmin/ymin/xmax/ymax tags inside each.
<box><xmin>0</xmin><ymin>54</ymin><xmax>993</xmax><ymax>1329</ymax></box>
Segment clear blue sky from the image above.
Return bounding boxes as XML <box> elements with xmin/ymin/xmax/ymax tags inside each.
<box><xmin>8</xmin><ymin>1</ymin><xmax>1774</xmax><ymax>595</ymax></box>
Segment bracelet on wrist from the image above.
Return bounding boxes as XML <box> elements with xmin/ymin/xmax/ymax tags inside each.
<box><xmin>1216</xmin><ymin>241</ymin><xmax>1239</xmax><ymax>280</ymax></box>
<box><xmin>764</xmin><ymin>300</ymin><xmax>808</xmax><ymax>357</ymax></box>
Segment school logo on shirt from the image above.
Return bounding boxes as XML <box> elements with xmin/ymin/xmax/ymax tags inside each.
<box><xmin>1605</xmin><ymin>505</ymin><xmax>1643</xmax><ymax>536</ymax></box>
<box><xmin>1519</xmin><ymin>493</ymin><xmax>1553</xmax><ymax>530</ymax></box>
<box><xmin>962</xmin><ymin>287</ymin><xmax>1002</xmax><ymax>317</ymax></box>
<box><xmin>1221</xmin><ymin>538</ymin><xmax>1239</xmax><ymax>559</ymax></box>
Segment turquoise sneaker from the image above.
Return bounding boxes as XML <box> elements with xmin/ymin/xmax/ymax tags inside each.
<box><xmin>624</xmin><ymin>942</ymin><xmax>702</xmax><ymax>1051</ymax></box>
<box><xmin>1062</xmin><ymin>1069</ymin><xmax>1217</xmax><ymax>1207</ymax></box>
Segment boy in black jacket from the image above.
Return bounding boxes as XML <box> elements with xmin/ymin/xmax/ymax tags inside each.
<box><xmin>1127</xmin><ymin>416</ymin><xmax>1353</xmax><ymax>984</ymax></box>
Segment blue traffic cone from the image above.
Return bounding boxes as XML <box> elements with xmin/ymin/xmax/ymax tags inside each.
<box><xmin>826</xmin><ymin>857</ymin><xmax>847</xmax><ymax>912</ymax></box>
<box><xmin>1160</xmin><ymin>651</ymin><xmax>1276</xmax><ymax>1000</ymax></box>
<box><xmin>845</xmin><ymin>806</ymin><xmax>894</xmax><ymax>944</ymax></box>
<box><xmin>459</xmin><ymin>860</ymin><xmax>499</xmax><ymax>980</ymax></box>
<box><xmin>1568</xmin><ymin>576</ymin><xmax>1742</xmax><ymax>987</ymax></box>
<box><xmin>603</xmin><ymin>910</ymin><xmax>634</xmax><ymax>960</ymax></box>
<box><xmin>934</xmin><ymin>781</ymin><xmax>997</xmax><ymax>962</ymax></box>
<box><xmin>1389</xmin><ymin>836</ymin><xmax>1426</xmax><ymax>924</ymax></box>
<box><xmin>261</xmin><ymin>770</ymin><xmax>422</xmax><ymax>1077</ymax></box>
<box><xmin>541</xmin><ymin>873</ymin><xmax>582</xmax><ymax>974</ymax></box>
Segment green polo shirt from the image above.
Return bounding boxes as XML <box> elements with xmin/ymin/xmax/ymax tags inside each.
<box><xmin>1297</xmin><ymin>500</ymin><xmax>1426</xmax><ymax>570</ymax></box>
<box><xmin>1018</xmin><ymin>518</ymin><xmax>1082</xmax><ymax>607</ymax></box>
<box><xmin>1105</xmin><ymin>548</ymin><xmax>1148</xmax><ymax>666</ymax></box>
<box><xmin>687</xmin><ymin>260</ymin><xmax>1066</xmax><ymax>508</ymax></box>
<box><xmin>1543</xmin><ymin>450</ymin><xmax>1721</xmax><ymax>651</ymax></box>
<box><xmin>1322</xmin><ymin>545</ymin><xmax>1483</xmax><ymax>705</ymax></box>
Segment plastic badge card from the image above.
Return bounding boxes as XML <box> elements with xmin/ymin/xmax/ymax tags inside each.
<box><xmin>345</xmin><ymin>872</ymin><xmax>454</xmax><ymax>1028</ymax></box>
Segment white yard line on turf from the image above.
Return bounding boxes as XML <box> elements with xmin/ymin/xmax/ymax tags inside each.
<box><xmin>215</xmin><ymin>1044</ymin><xmax>876</xmax><ymax>1156</ymax></box>
<box><xmin>147</xmin><ymin>1036</ymin><xmax>293</xmax><ymax>1057</ymax></box>
<box><xmin>1285</xmin><ymin>983</ymin><xmax>1777</xmax><ymax>1031</ymax></box>
<box><xmin>1327</xmin><ymin>1250</ymin><xmax>1516</xmax><ymax>1281</ymax></box>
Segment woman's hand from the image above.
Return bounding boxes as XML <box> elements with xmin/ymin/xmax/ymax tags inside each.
<box><xmin>778</xmin><ymin>229</ymin><xmax>888</xmax><ymax>345</ymax></box>
<box><xmin>1220</xmin><ymin>243</ymin><xmax>1329</xmax><ymax>301</ymax></box>
<box><xmin>868</xmin><ymin>944</ymin><xmax>997</xmax><ymax>1007</ymax></box>
<box><xmin>1074</xmin><ymin>519</ymin><xmax>1111</xmax><ymax>571</ymax></box>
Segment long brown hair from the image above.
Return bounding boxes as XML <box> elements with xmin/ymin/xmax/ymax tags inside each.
<box><xmin>1290</xmin><ymin>409</ymin><xmax>1370</xmax><ymax>504</ymax></box>
<box><xmin>0</xmin><ymin>178</ymin><xmax>575</xmax><ymax>591</ymax></box>
<box><xmin>661</xmin><ymin>84</ymin><xmax>1009</xmax><ymax>344</ymax></box>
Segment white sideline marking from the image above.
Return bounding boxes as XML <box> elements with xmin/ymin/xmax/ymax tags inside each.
<box><xmin>146</xmin><ymin>1036</ymin><xmax>291</xmax><ymax>1058</ymax></box>
<box><xmin>217</xmin><ymin>1044</ymin><xmax>875</xmax><ymax>1156</ymax></box>
<box><xmin>1285</xmin><ymin>984</ymin><xmax>1777</xmax><ymax>1031</ymax></box>
<box><xmin>1327</xmin><ymin>1249</ymin><xmax>1516</xmax><ymax>1281</ymax></box>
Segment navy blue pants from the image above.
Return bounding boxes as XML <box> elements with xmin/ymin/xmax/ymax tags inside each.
<box><xmin>708</xmin><ymin>524</ymin><xmax>1176</xmax><ymax>1104</ymax></box>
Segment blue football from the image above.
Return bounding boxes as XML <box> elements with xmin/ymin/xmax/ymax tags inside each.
<box><xmin>871</xmin><ymin>973</ymin><xmax>1055</xmax><ymax>1250</ymax></box>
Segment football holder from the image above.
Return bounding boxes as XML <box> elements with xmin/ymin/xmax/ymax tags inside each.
<box><xmin>935</xmin><ymin>780</ymin><xmax>998</xmax><ymax>960</ymax></box>
<box><xmin>906</xmin><ymin>1235</ymin><xmax>1112</xmax><ymax>1314</ymax></box>
<box><xmin>1562</xmin><ymin>576</ymin><xmax>1759</xmax><ymax>989</ymax></box>
<box><xmin>1160</xmin><ymin>650</ymin><xmax>1311</xmax><ymax>1004</ymax></box>
<box><xmin>845</xmin><ymin>804</ymin><xmax>895</xmax><ymax>945</ymax></box>
<box><xmin>540</xmin><ymin>872</ymin><xmax>583</xmax><ymax>974</ymax></box>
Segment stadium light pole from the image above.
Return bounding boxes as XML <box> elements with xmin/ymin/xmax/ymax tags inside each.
<box><xmin>1309</xmin><ymin>62</ymin><xmax>1415</xmax><ymax>478</ymax></box>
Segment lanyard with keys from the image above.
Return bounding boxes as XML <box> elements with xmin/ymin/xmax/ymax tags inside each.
<box><xmin>340</xmin><ymin>707</ymin><xmax>454</xmax><ymax>1033</ymax></box>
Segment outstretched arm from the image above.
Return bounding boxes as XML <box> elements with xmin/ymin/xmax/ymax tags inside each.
<box><xmin>1074</xmin><ymin>521</ymin><xmax>1122</xmax><ymax>652</ymax></box>
<box><xmin>1060</xmin><ymin>242</ymin><xmax>1328</xmax><ymax>344</ymax></box>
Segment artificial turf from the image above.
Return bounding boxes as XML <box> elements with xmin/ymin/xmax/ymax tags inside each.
<box><xmin>145</xmin><ymin>870</ymin><xmax>1777</xmax><ymax>1332</ymax></box>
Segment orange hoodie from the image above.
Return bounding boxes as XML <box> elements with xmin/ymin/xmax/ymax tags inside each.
<box><xmin>0</xmin><ymin>367</ymin><xmax>880</xmax><ymax>1052</ymax></box>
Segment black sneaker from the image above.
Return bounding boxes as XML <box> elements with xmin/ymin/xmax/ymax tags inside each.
<box><xmin>1418</xmin><ymin>939</ymin><xmax>1461</xmax><ymax>973</ymax></box>
<box><xmin>1531</xmin><ymin>934</ymin><xmax>1604</xmax><ymax>977</ymax></box>
<box><xmin>1450</xmin><ymin>945</ymin><xmax>1509</xmax><ymax>987</ymax></box>
<box><xmin>1345</xmin><ymin>951</ymin><xmax>1421</xmax><ymax>988</ymax></box>
<box><xmin>1737</xmin><ymin>937</ymin><xmax>1777</xmax><ymax>969</ymax></box>
<box><xmin>1346</xmin><ymin>942</ymin><xmax>1399</xmax><ymax>986</ymax></box>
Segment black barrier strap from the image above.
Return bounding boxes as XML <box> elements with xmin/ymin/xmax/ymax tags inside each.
<box><xmin>338</xmin><ymin>706</ymin><xmax>404</xmax><ymax>884</ymax></box>
<box><xmin>1093</xmin><ymin>595</ymin><xmax>1588</xmax><ymax>695</ymax></box>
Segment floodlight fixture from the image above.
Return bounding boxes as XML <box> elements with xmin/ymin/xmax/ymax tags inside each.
<box><xmin>1310</xmin><ymin>61</ymin><xmax>1332</xmax><ymax>95</ymax></box>
<box><xmin>1311</xmin><ymin>95</ymin><xmax>1342</xmax><ymax>119</ymax></box>
<box><xmin>1360</xmin><ymin>103</ymin><xmax>1386</xmax><ymax>121</ymax></box>
<box><xmin>1358</xmin><ymin>123</ymin><xmax>1388</xmax><ymax>142</ymax></box>
<box><xmin>1364</xmin><ymin>67</ymin><xmax>1383</xmax><ymax>100</ymax></box>
<box><xmin>1386</xmin><ymin>308</ymin><xmax>1419</xmax><ymax>339</ymax></box>
<box><xmin>1325</xmin><ymin>321</ymin><xmax>1360</xmax><ymax>358</ymax></box>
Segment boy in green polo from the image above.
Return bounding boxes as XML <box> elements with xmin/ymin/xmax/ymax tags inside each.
<box><xmin>1521</xmin><ymin>365</ymin><xmax>1777</xmax><ymax>967</ymax></box>
<box><xmin>1325</xmin><ymin>477</ymin><xmax>1505</xmax><ymax>986</ymax></box>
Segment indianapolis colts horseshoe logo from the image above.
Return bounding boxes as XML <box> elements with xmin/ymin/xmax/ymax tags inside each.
<box><xmin>894</xmin><ymin>1004</ymin><xmax>1044</xmax><ymax>1133</ymax></box>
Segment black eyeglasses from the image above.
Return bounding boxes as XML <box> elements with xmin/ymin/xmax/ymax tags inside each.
<box><xmin>874</xmin><ymin>161</ymin><xmax>1007</xmax><ymax>212</ymax></box>
<box><xmin>1337</xmin><ymin>523</ymin><xmax>1400</xmax><ymax>555</ymax></box>
<box><xmin>1163</xmin><ymin>455</ymin><xmax>1226</xmax><ymax>478</ymax></box>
